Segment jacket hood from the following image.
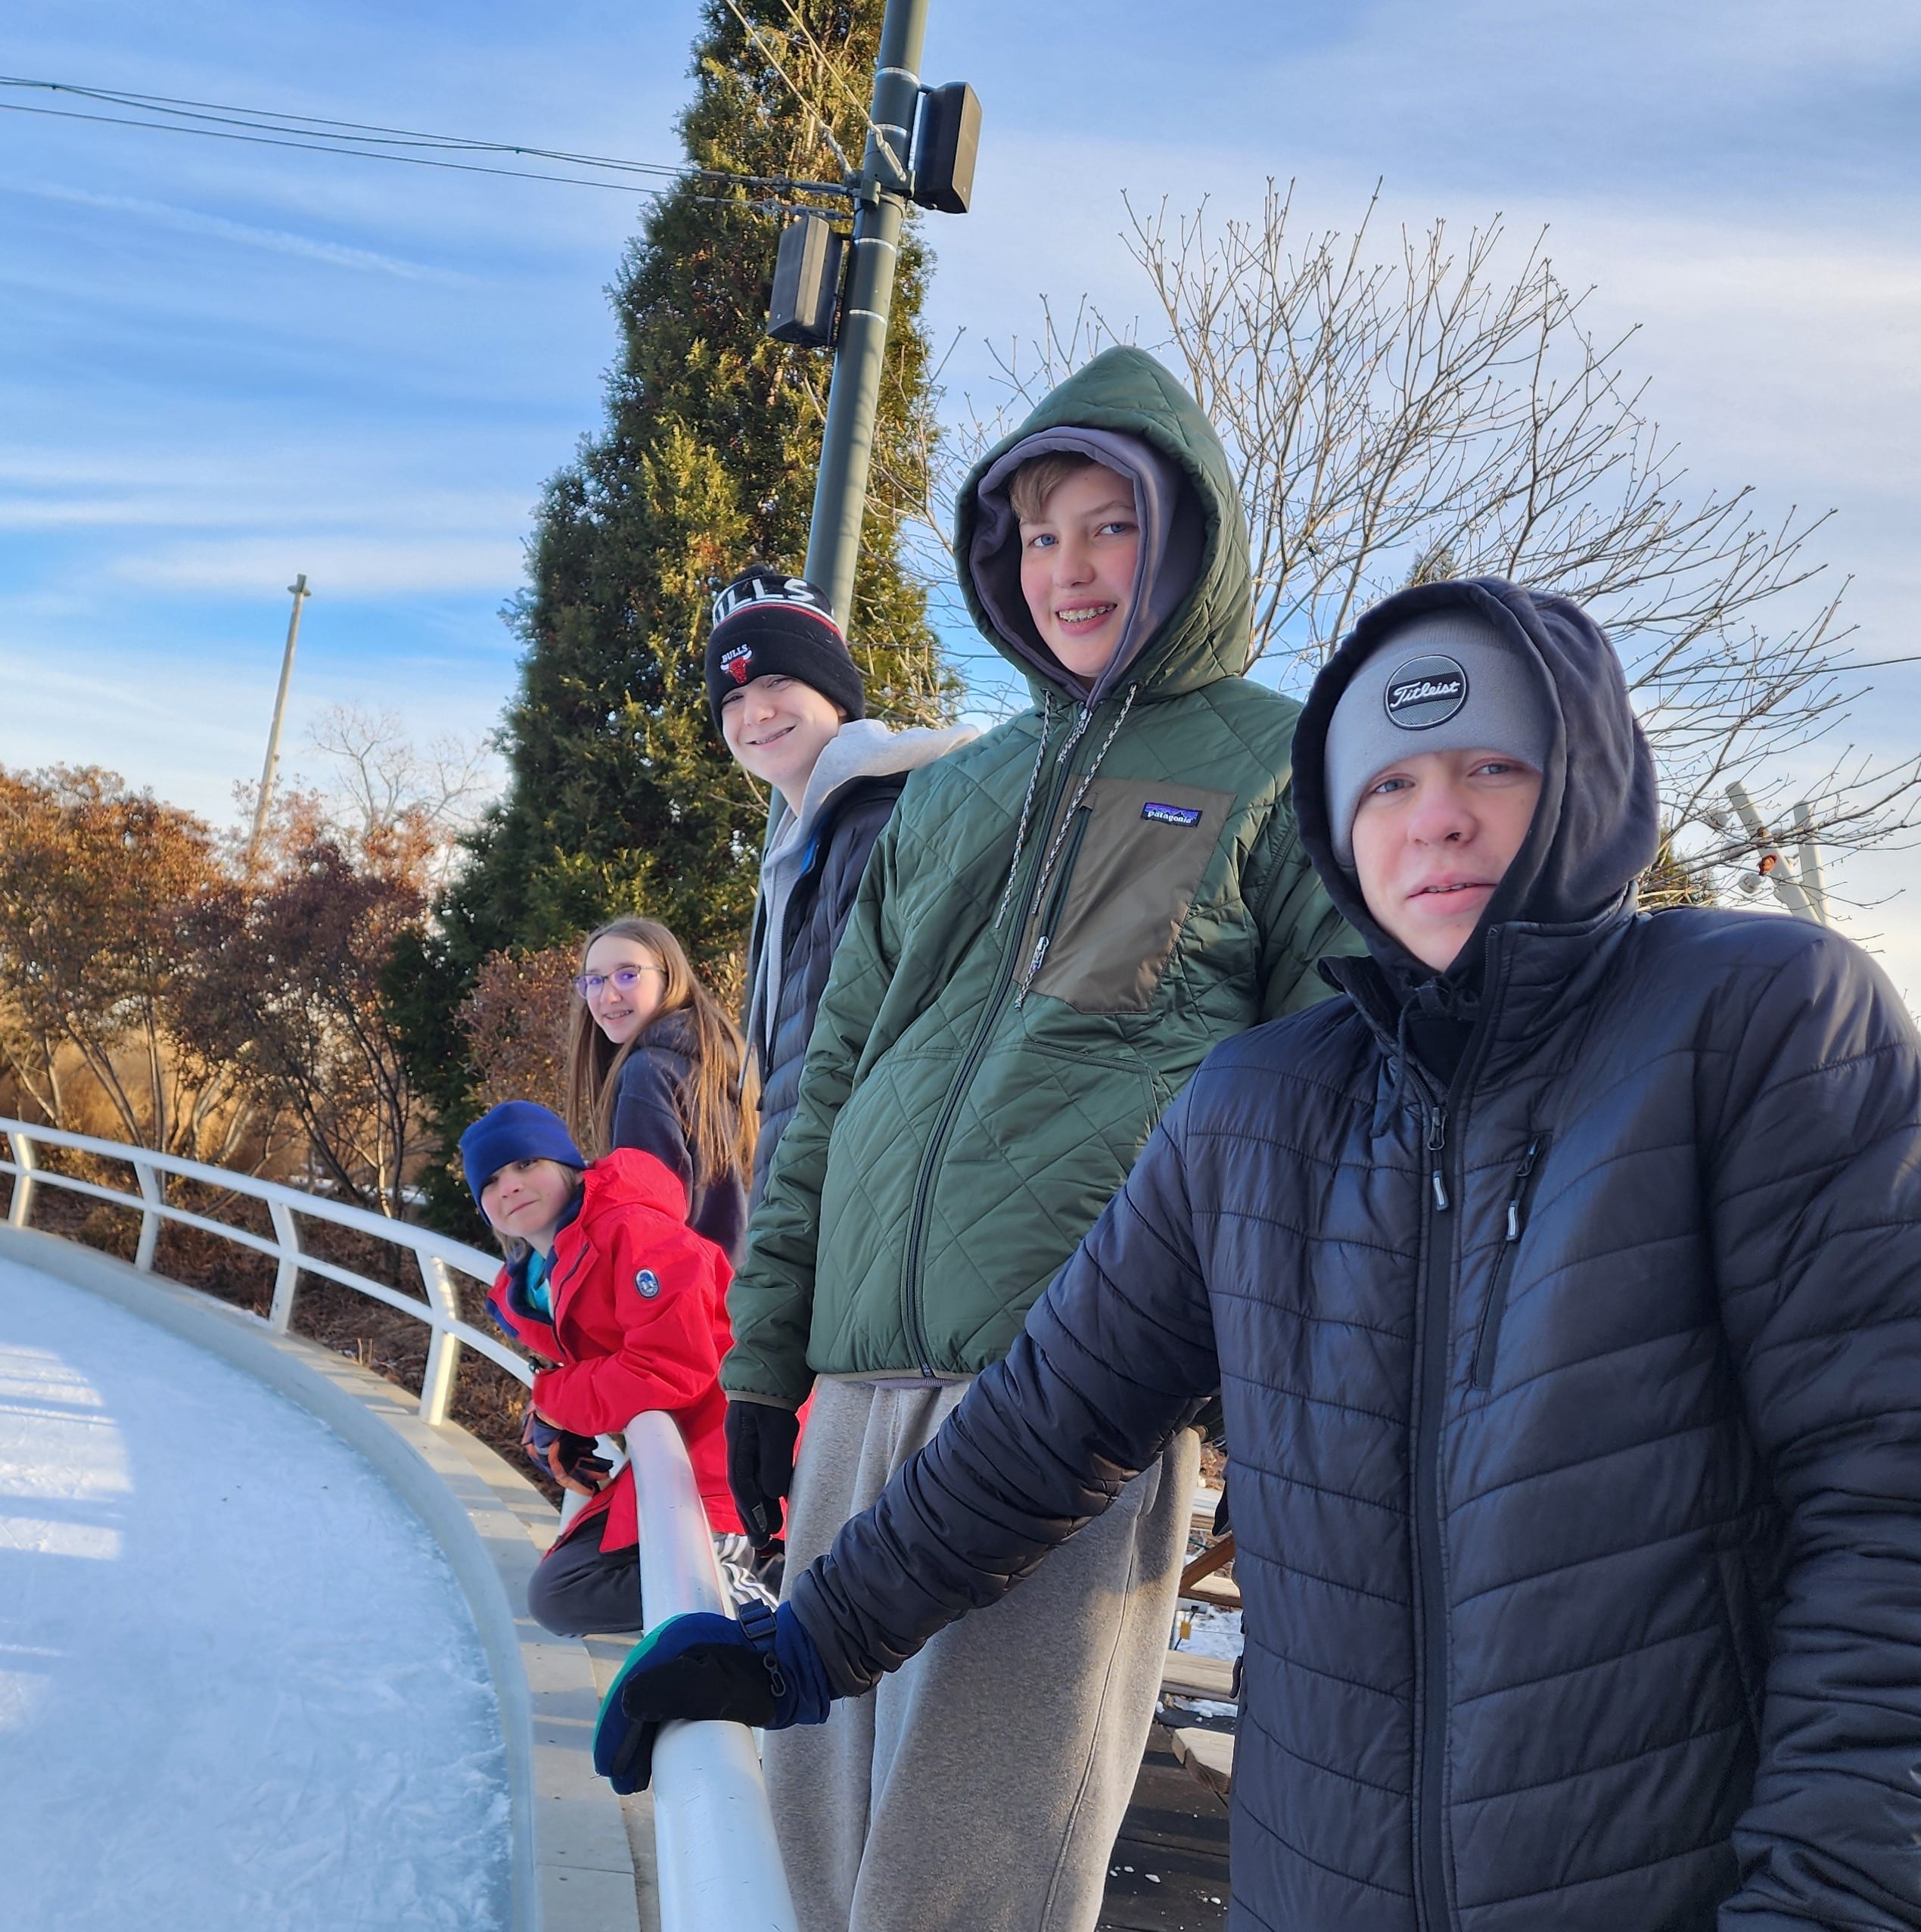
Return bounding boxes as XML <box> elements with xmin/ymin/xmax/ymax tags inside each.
<box><xmin>767</xmin><ymin>717</ymin><xmax>979</xmax><ymax>848</ymax></box>
<box><xmin>954</xmin><ymin>346</ymin><xmax>1253</xmax><ymax>706</ymax></box>
<box><xmin>1293</xmin><ymin>577</ymin><xmax>1660</xmax><ymax>997</ymax></box>
<box><xmin>578</xmin><ymin>1144</ymin><xmax>690</xmax><ymax>1225</ymax></box>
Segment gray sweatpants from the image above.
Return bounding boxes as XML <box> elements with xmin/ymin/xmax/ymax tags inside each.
<box><xmin>766</xmin><ymin>1377</ymin><xmax>1196</xmax><ymax>1932</ymax></box>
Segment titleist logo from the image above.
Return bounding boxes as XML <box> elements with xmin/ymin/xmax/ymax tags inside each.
<box><xmin>1388</xmin><ymin>676</ymin><xmax>1463</xmax><ymax>708</ymax></box>
<box><xmin>1382</xmin><ymin>653</ymin><xmax>1470</xmax><ymax>729</ymax></box>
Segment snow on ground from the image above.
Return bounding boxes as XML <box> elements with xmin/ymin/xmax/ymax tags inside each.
<box><xmin>1169</xmin><ymin>1601</ymin><xmax>1244</xmax><ymax>1721</ymax></box>
<box><xmin>0</xmin><ymin>1257</ymin><xmax>510</xmax><ymax>1930</ymax></box>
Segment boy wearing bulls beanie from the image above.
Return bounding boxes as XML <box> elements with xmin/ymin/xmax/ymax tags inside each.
<box><xmin>704</xmin><ymin>568</ymin><xmax>974</xmax><ymax>1227</ymax></box>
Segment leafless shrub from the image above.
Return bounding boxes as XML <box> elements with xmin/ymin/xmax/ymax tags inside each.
<box><xmin>931</xmin><ymin>183</ymin><xmax>1919</xmax><ymax>901</ymax></box>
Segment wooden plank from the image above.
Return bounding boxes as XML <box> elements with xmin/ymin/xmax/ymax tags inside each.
<box><xmin>1160</xmin><ymin>1648</ymin><xmax>1236</xmax><ymax>1700</ymax></box>
<box><xmin>1180</xmin><ymin>1570</ymin><xmax>1240</xmax><ymax>1610</ymax></box>
<box><xmin>1167</xmin><ymin>1725</ymin><xmax>1235</xmax><ymax>1797</ymax></box>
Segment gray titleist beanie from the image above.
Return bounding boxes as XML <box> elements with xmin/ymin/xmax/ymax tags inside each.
<box><xmin>1324</xmin><ymin>609</ymin><xmax>1553</xmax><ymax>868</ymax></box>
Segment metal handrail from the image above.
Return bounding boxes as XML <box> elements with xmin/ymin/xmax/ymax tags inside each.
<box><xmin>0</xmin><ymin>1117</ymin><xmax>524</xmax><ymax>1420</ymax></box>
<box><xmin>627</xmin><ymin>1411</ymin><xmax>799</xmax><ymax>1931</ymax></box>
<box><xmin>0</xmin><ymin>1118</ymin><xmax>800</xmax><ymax>1927</ymax></box>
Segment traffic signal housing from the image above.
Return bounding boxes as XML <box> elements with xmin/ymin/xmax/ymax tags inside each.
<box><xmin>767</xmin><ymin>213</ymin><xmax>844</xmax><ymax>348</ymax></box>
<box><xmin>910</xmin><ymin>82</ymin><xmax>981</xmax><ymax>215</ymax></box>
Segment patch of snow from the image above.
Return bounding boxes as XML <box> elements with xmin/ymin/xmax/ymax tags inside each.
<box><xmin>0</xmin><ymin>1258</ymin><xmax>510</xmax><ymax>1930</ymax></box>
<box><xmin>1168</xmin><ymin>1599</ymin><xmax>1243</xmax><ymax>1722</ymax></box>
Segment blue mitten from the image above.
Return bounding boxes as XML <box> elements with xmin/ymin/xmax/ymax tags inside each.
<box><xmin>592</xmin><ymin>1601</ymin><xmax>832</xmax><ymax>1794</ymax></box>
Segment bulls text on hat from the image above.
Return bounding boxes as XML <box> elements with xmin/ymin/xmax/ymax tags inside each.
<box><xmin>1384</xmin><ymin>655</ymin><xmax>1469</xmax><ymax>730</ymax></box>
<box><xmin>711</xmin><ymin>574</ymin><xmax>834</xmax><ymax>627</ymax></box>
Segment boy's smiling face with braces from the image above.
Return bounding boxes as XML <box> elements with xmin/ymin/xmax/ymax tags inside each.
<box><xmin>1018</xmin><ymin>462</ymin><xmax>1141</xmax><ymax>683</ymax></box>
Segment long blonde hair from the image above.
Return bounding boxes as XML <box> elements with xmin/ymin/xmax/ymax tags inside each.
<box><xmin>564</xmin><ymin>916</ymin><xmax>758</xmax><ymax>1184</ymax></box>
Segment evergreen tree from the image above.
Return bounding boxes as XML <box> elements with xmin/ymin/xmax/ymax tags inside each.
<box><xmin>394</xmin><ymin>2</ymin><xmax>954</xmax><ymax>1206</ymax></box>
<box><xmin>455</xmin><ymin>0</ymin><xmax>947</xmax><ymax>969</ymax></box>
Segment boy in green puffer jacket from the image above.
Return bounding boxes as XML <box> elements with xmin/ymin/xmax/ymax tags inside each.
<box><xmin>720</xmin><ymin>346</ymin><xmax>1353</xmax><ymax>1932</ymax></box>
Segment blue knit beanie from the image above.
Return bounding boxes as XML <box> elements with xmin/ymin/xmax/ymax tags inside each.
<box><xmin>459</xmin><ymin>1101</ymin><xmax>585</xmax><ymax>1206</ymax></box>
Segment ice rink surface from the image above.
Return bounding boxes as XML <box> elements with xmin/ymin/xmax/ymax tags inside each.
<box><xmin>0</xmin><ymin>1256</ymin><xmax>511</xmax><ymax>1930</ymax></box>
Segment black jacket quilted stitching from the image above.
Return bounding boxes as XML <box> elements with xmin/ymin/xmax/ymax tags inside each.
<box><xmin>746</xmin><ymin>772</ymin><xmax>908</xmax><ymax>1212</ymax></box>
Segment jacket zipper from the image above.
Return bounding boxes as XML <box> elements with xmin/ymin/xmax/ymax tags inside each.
<box><xmin>1411</xmin><ymin>1083</ymin><xmax>1456</xmax><ymax>1932</ymax></box>
<box><xmin>543</xmin><ymin>1240</ymin><xmax>591</xmax><ymax>1359</ymax></box>
<box><xmin>1470</xmin><ymin>1137</ymin><xmax>1543</xmax><ymax>1391</ymax></box>
<box><xmin>1407</xmin><ymin>933</ymin><xmax>1509</xmax><ymax>1932</ymax></box>
<box><xmin>1017</xmin><ymin>803</ymin><xmax>1093</xmax><ymax>997</ymax></box>
<box><xmin>896</xmin><ymin>709</ymin><xmax>1089</xmax><ymax>1376</ymax></box>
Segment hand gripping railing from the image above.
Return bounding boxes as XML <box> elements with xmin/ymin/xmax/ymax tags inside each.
<box><xmin>0</xmin><ymin>1117</ymin><xmax>526</xmax><ymax>1418</ymax></box>
<box><xmin>624</xmin><ymin>1408</ymin><xmax>799</xmax><ymax>1930</ymax></box>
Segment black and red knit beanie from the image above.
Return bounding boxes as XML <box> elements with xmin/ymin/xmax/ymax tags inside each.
<box><xmin>704</xmin><ymin>568</ymin><xmax>866</xmax><ymax>724</ymax></box>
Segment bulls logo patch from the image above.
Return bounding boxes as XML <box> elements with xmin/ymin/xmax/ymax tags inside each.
<box><xmin>721</xmin><ymin>642</ymin><xmax>754</xmax><ymax>685</ymax></box>
<box><xmin>1384</xmin><ymin>654</ymin><xmax>1469</xmax><ymax>729</ymax></box>
<box><xmin>634</xmin><ymin>1269</ymin><xmax>661</xmax><ymax>1299</ymax></box>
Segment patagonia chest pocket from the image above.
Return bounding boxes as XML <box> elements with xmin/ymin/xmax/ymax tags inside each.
<box><xmin>1028</xmin><ymin>778</ymin><xmax>1235</xmax><ymax>1015</ymax></box>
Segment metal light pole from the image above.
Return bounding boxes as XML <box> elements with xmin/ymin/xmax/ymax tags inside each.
<box><xmin>801</xmin><ymin>0</ymin><xmax>931</xmax><ymax>627</ymax></box>
<box><xmin>247</xmin><ymin>573</ymin><xmax>310</xmax><ymax>867</ymax></box>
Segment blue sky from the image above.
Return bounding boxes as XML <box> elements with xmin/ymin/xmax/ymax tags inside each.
<box><xmin>3</xmin><ymin>1</ymin><xmax>1917</xmax><ymax>992</ymax></box>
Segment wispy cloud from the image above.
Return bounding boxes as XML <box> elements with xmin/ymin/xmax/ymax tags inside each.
<box><xmin>114</xmin><ymin>532</ymin><xmax>524</xmax><ymax>596</ymax></box>
<box><xmin>0</xmin><ymin>177</ymin><xmax>471</xmax><ymax>282</ymax></box>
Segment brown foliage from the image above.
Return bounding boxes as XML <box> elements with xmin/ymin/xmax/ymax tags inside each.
<box><xmin>0</xmin><ymin>766</ymin><xmax>252</xmax><ymax>1157</ymax></box>
<box><xmin>173</xmin><ymin>839</ymin><xmax>427</xmax><ymax>1215</ymax></box>
<box><xmin>459</xmin><ymin>947</ymin><xmax>576</xmax><ymax>1117</ymax></box>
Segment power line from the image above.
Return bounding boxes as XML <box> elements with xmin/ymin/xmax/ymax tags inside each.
<box><xmin>0</xmin><ymin>75</ymin><xmax>850</xmax><ymax>203</ymax></box>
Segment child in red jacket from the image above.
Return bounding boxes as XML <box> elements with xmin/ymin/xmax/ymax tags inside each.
<box><xmin>461</xmin><ymin>1100</ymin><xmax>766</xmax><ymax>1635</ymax></box>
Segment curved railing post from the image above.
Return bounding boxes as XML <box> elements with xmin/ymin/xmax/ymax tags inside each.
<box><xmin>134</xmin><ymin>1159</ymin><xmax>163</xmax><ymax>1271</ymax></box>
<box><xmin>417</xmin><ymin>1252</ymin><xmax>463</xmax><ymax>1427</ymax></box>
<box><xmin>626</xmin><ymin>1409</ymin><xmax>798</xmax><ymax>1932</ymax></box>
<box><xmin>266</xmin><ymin>1199</ymin><xmax>301</xmax><ymax>1332</ymax></box>
<box><xmin>6</xmin><ymin>1129</ymin><xmax>36</xmax><ymax>1228</ymax></box>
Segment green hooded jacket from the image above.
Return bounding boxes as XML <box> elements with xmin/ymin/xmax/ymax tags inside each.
<box><xmin>723</xmin><ymin>347</ymin><xmax>1354</xmax><ymax>1405</ymax></box>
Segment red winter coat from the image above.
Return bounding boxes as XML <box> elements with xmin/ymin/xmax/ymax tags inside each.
<box><xmin>486</xmin><ymin>1148</ymin><xmax>741</xmax><ymax>1548</ymax></box>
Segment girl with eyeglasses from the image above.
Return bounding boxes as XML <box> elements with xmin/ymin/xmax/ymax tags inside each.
<box><xmin>564</xmin><ymin>916</ymin><xmax>757</xmax><ymax>1266</ymax></box>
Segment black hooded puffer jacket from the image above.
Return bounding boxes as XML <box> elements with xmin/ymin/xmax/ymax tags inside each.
<box><xmin>790</xmin><ymin>578</ymin><xmax>1921</xmax><ymax>1930</ymax></box>
<box><xmin>747</xmin><ymin>772</ymin><xmax>908</xmax><ymax>1209</ymax></box>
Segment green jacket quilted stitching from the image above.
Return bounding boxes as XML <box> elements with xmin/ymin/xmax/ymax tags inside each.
<box><xmin>723</xmin><ymin>347</ymin><xmax>1354</xmax><ymax>1405</ymax></box>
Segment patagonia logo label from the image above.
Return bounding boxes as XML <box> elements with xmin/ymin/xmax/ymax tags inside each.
<box><xmin>1385</xmin><ymin>654</ymin><xmax>1469</xmax><ymax>729</ymax></box>
<box><xmin>633</xmin><ymin>1269</ymin><xmax>661</xmax><ymax>1299</ymax></box>
<box><xmin>1142</xmin><ymin>801</ymin><xmax>1203</xmax><ymax>826</ymax></box>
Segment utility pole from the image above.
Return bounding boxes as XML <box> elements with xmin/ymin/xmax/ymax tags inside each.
<box><xmin>247</xmin><ymin>573</ymin><xmax>309</xmax><ymax>868</ymax></box>
<box><xmin>1726</xmin><ymin>779</ymin><xmax>1826</xmax><ymax>924</ymax></box>
<box><xmin>775</xmin><ymin>0</ymin><xmax>978</xmax><ymax>630</ymax></box>
<box><xmin>801</xmin><ymin>0</ymin><xmax>928</xmax><ymax>626</ymax></box>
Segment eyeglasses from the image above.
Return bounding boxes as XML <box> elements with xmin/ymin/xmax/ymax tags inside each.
<box><xmin>574</xmin><ymin>964</ymin><xmax>666</xmax><ymax>1000</ymax></box>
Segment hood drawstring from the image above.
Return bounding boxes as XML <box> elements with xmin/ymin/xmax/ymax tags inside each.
<box><xmin>993</xmin><ymin>692</ymin><xmax>1062</xmax><ymax>932</ymax></box>
<box><xmin>1014</xmin><ymin>683</ymin><xmax>1140</xmax><ymax>1005</ymax></box>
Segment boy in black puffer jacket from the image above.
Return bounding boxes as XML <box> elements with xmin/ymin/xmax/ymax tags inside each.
<box><xmin>605</xmin><ymin>577</ymin><xmax>1921</xmax><ymax>1932</ymax></box>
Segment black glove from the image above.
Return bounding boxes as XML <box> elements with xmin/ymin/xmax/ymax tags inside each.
<box><xmin>592</xmin><ymin>1601</ymin><xmax>832</xmax><ymax>1794</ymax></box>
<box><xmin>522</xmin><ymin>1409</ymin><xmax>612</xmax><ymax>1495</ymax></box>
<box><xmin>725</xmin><ymin>1400</ymin><xmax>800</xmax><ymax>1545</ymax></box>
